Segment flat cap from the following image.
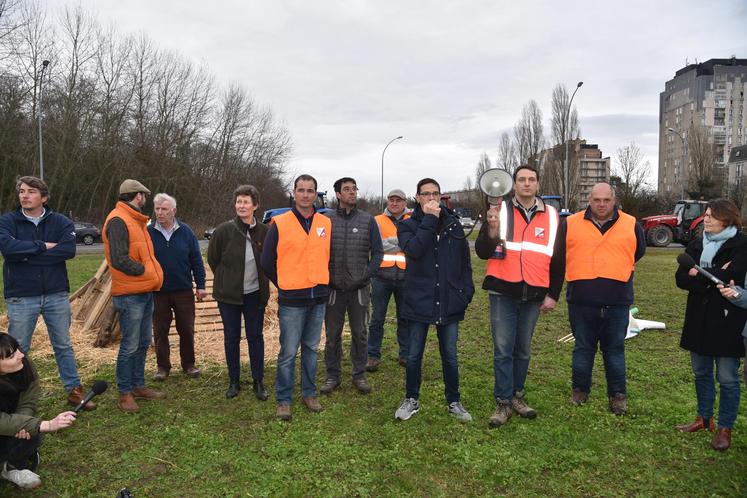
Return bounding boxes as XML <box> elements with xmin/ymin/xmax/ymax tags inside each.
<box><xmin>119</xmin><ymin>179</ymin><xmax>151</xmax><ymax>195</ymax></box>
<box><xmin>387</xmin><ymin>189</ymin><xmax>407</xmax><ymax>200</ymax></box>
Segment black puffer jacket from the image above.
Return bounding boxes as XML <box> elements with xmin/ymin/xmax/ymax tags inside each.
<box><xmin>675</xmin><ymin>233</ymin><xmax>747</xmax><ymax>357</ymax></box>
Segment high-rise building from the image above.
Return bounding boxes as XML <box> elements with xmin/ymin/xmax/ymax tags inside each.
<box><xmin>659</xmin><ymin>57</ymin><xmax>747</xmax><ymax>197</ymax></box>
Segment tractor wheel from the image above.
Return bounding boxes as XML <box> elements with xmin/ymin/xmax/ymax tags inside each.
<box><xmin>647</xmin><ymin>225</ymin><xmax>673</xmax><ymax>247</ymax></box>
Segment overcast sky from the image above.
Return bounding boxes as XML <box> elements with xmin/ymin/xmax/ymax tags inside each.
<box><xmin>50</xmin><ymin>0</ymin><xmax>747</xmax><ymax>198</ymax></box>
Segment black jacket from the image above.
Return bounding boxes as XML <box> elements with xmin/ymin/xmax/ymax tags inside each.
<box><xmin>675</xmin><ymin>233</ymin><xmax>747</xmax><ymax>357</ymax></box>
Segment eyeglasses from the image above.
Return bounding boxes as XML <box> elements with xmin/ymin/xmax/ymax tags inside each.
<box><xmin>418</xmin><ymin>191</ymin><xmax>440</xmax><ymax>198</ymax></box>
<box><xmin>341</xmin><ymin>186</ymin><xmax>358</xmax><ymax>193</ymax></box>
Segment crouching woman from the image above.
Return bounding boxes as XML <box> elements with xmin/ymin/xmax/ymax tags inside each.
<box><xmin>0</xmin><ymin>334</ymin><xmax>76</xmax><ymax>490</ymax></box>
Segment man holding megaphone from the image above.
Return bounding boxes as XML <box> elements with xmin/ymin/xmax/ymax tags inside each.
<box><xmin>475</xmin><ymin>165</ymin><xmax>565</xmax><ymax>428</ymax></box>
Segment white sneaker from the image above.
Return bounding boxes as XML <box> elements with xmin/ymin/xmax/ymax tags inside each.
<box><xmin>395</xmin><ymin>398</ymin><xmax>420</xmax><ymax>420</ymax></box>
<box><xmin>1</xmin><ymin>462</ymin><xmax>42</xmax><ymax>489</ymax></box>
<box><xmin>448</xmin><ymin>401</ymin><xmax>473</xmax><ymax>422</ymax></box>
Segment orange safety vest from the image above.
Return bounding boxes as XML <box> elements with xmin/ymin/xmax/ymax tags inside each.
<box><xmin>565</xmin><ymin>211</ymin><xmax>637</xmax><ymax>282</ymax></box>
<box><xmin>274</xmin><ymin>210</ymin><xmax>331</xmax><ymax>290</ymax></box>
<box><xmin>103</xmin><ymin>201</ymin><xmax>164</xmax><ymax>296</ymax></box>
<box><xmin>375</xmin><ymin>213</ymin><xmax>409</xmax><ymax>269</ymax></box>
<box><xmin>486</xmin><ymin>202</ymin><xmax>558</xmax><ymax>287</ymax></box>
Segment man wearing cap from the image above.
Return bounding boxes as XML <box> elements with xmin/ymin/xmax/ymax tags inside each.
<box><xmin>0</xmin><ymin>175</ymin><xmax>96</xmax><ymax>411</ymax></box>
<box><xmin>319</xmin><ymin>177</ymin><xmax>383</xmax><ymax>396</ymax></box>
<box><xmin>366</xmin><ymin>188</ymin><xmax>410</xmax><ymax>372</ymax></box>
<box><xmin>103</xmin><ymin>179</ymin><xmax>165</xmax><ymax>413</ymax></box>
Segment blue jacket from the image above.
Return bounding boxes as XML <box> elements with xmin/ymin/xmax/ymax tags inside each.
<box><xmin>0</xmin><ymin>207</ymin><xmax>76</xmax><ymax>298</ymax></box>
<box><xmin>398</xmin><ymin>205</ymin><xmax>474</xmax><ymax>325</ymax></box>
<box><xmin>148</xmin><ymin>221</ymin><xmax>206</xmax><ymax>293</ymax></box>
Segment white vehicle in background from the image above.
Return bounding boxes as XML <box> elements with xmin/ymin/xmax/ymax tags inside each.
<box><xmin>459</xmin><ymin>217</ymin><xmax>475</xmax><ymax>228</ymax></box>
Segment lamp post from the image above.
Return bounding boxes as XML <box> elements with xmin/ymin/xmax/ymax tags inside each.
<box><xmin>381</xmin><ymin>135</ymin><xmax>403</xmax><ymax>209</ymax></box>
<box><xmin>563</xmin><ymin>81</ymin><xmax>583</xmax><ymax>211</ymax></box>
<box><xmin>38</xmin><ymin>59</ymin><xmax>50</xmax><ymax>181</ymax></box>
<box><xmin>666</xmin><ymin>127</ymin><xmax>688</xmax><ymax>199</ymax></box>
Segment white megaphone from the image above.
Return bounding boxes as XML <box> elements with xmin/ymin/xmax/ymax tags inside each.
<box><xmin>478</xmin><ymin>168</ymin><xmax>514</xmax><ymax>205</ymax></box>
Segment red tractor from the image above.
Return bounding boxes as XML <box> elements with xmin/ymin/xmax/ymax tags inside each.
<box><xmin>640</xmin><ymin>200</ymin><xmax>707</xmax><ymax>247</ymax></box>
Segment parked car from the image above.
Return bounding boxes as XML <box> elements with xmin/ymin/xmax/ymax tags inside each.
<box><xmin>204</xmin><ymin>227</ymin><xmax>215</xmax><ymax>240</ymax></box>
<box><xmin>74</xmin><ymin>222</ymin><xmax>101</xmax><ymax>245</ymax></box>
<box><xmin>460</xmin><ymin>217</ymin><xmax>475</xmax><ymax>228</ymax></box>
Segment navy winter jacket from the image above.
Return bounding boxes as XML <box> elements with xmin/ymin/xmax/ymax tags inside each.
<box><xmin>398</xmin><ymin>205</ymin><xmax>474</xmax><ymax>325</ymax></box>
<box><xmin>148</xmin><ymin>221</ymin><xmax>206</xmax><ymax>293</ymax></box>
<box><xmin>0</xmin><ymin>207</ymin><xmax>76</xmax><ymax>298</ymax></box>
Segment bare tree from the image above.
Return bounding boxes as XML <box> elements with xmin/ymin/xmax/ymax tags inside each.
<box><xmin>495</xmin><ymin>131</ymin><xmax>517</xmax><ymax>174</ymax></box>
<box><xmin>475</xmin><ymin>152</ymin><xmax>491</xmax><ymax>187</ymax></box>
<box><xmin>550</xmin><ymin>83</ymin><xmax>580</xmax><ymax>146</ymax></box>
<box><xmin>513</xmin><ymin>100</ymin><xmax>544</xmax><ymax>166</ymax></box>
<box><xmin>687</xmin><ymin>121</ymin><xmax>719</xmax><ymax>199</ymax></box>
<box><xmin>613</xmin><ymin>142</ymin><xmax>651</xmax><ymax>213</ymax></box>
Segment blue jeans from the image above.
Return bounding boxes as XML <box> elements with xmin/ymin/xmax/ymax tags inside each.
<box><xmin>112</xmin><ymin>293</ymin><xmax>154</xmax><ymax>394</ymax></box>
<box><xmin>275</xmin><ymin>303</ymin><xmax>325</xmax><ymax>404</ymax></box>
<box><xmin>569</xmin><ymin>303</ymin><xmax>628</xmax><ymax>396</ymax></box>
<box><xmin>490</xmin><ymin>294</ymin><xmax>541</xmax><ymax>401</ymax></box>
<box><xmin>367</xmin><ymin>277</ymin><xmax>408</xmax><ymax>360</ymax></box>
<box><xmin>7</xmin><ymin>292</ymin><xmax>81</xmax><ymax>391</ymax></box>
<box><xmin>406</xmin><ymin>320</ymin><xmax>461</xmax><ymax>404</ymax></box>
<box><xmin>218</xmin><ymin>292</ymin><xmax>265</xmax><ymax>382</ymax></box>
<box><xmin>690</xmin><ymin>352</ymin><xmax>741</xmax><ymax>429</ymax></box>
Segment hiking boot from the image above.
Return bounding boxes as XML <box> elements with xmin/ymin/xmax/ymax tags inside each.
<box><xmin>448</xmin><ymin>402</ymin><xmax>473</xmax><ymax>422</ymax></box>
<box><xmin>117</xmin><ymin>393</ymin><xmax>139</xmax><ymax>413</ymax></box>
<box><xmin>366</xmin><ymin>358</ymin><xmax>380</xmax><ymax>372</ymax></box>
<box><xmin>398</xmin><ymin>357</ymin><xmax>407</xmax><ymax>367</ymax></box>
<box><xmin>319</xmin><ymin>378</ymin><xmax>340</xmax><ymax>395</ymax></box>
<box><xmin>570</xmin><ymin>388</ymin><xmax>589</xmax><ymax>406</ymax></box>
<box><xmin>1</xmin><ymin>462</ymin><xmax>41</xmax><ymax>490</ymax></box>
<box><xmin>395</xmin><ymin>398</ymin><xmax>420</xmax><ymax>421</ymax></box>
<box><xmin>153</xmin><ymin>368</ymin><xmax>169</xmax><ymax>381</ymax></box>
<box><xmin>711</xmin><ymin>428</ymin><xmax>732</xmax><ymax>451</ymax></box>
<box><xmin>184</xmin><ymin>366</ymin><xmax>200</xmax><ymax>378</ymax></box>
<box><xmin>608</xmin><ymin>393</ymin><xmax>627</xmax><ymax>415</ymax></box>
<box><xmin>489</xmin><ymin>400</ymin><xmax>512</xmax><ymax>428</ymax></box>
<box><xmin>276</xmin><ymin>403</ymin><xmax>291</xmax><ymax>421</ymax></box>
<box><xmin>67</xmin><ymin>385</ymin><xmax>97</xmax><ymax>411</ymax></box>
<box><xmin>302</xmin><ymin>396</ymin><xmax>323</xmax><ymax>413</ymax></box>
<box><xmin>511</xmin><ymin>391</ymin><xmax>537</xmax><ymax>419</ymax></box>
<box><xmin>132</xmin><ymin>387</ymin><xmax>166</xmax><ymax>400</ymax></box>
<box><xmin>352</xmin><ymin>377</ymin><xmax>372</xmax><ymax>394</ymax></box>
<box><xmin>252</xmin><ymin>380</ymin><xmax>269</xmax><ymax>401</ymax></box>
<box><xmin>226</xmin><ymin>380</ymin><xmax>241</xmax><ymax>399</ymax></box>
<box><xmin>676</xmin><ymin>416</ymin><xmax>715</xmax><ymax>433</ymax></box>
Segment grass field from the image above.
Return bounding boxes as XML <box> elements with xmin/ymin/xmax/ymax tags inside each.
<box><xmin>1</xmin><ymin>248</ymin><xmax>745</xmax><ymax>497</ymax></box>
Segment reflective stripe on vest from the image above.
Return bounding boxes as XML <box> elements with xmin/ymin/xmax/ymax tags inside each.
<box><xmin>375</xmin><ymin>213</ymin><xmax>408</xmax><ymax>269</ymax></box>
<box><xmin>565</xmin><ymin>211</ymin><xmax>636</xmax><ymax>283</ymax></box>
<box><xmin>274</xmin><ymin>211</ymin><xmax>331</xmax><ymax>290</ymax></box>
<box><xmin>103</xmin><ymin>202</ymin><xmax>164</xmax><ymax>296</ymax></box>
<box><xmin>488</xmin><ymin>203</ymin><xmax>558</xmax><ymax>287</ymax></box>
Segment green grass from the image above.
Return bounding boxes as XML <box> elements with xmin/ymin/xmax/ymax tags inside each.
<box><xmin>2</xmin><ymin>248</ymin><xmax>746</xmax><ymax>497</ymax></box>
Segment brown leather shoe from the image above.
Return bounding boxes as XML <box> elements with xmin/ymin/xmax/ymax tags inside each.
<box><xmin>711</xmin><ymin>428</ymin><xmax>732</xmax><ymax>451</ymax></box>
<box><xmin>398</xmin><ymin>357</ymin><xmax>407</xmax><ymax>367</ymax></box>
<box><xmin>153</xmin><ymin>368</ymin><xmax>169</xmax><ymax>381</ymax></box>
<box><xmin>67</xmin><ymin>385</ymin><xmax>97</xmax><ymax>411</ymax></box>
<box><xmin>276</xmin><ymin>404</ymin><xmax>291</xmax><ymax>421</ymax></box>
<box><xmin>302</xmin><ymin>396</ymin><xmax>323</xmax><ymax>413</ymax></box>
<box><xmin>352</xmin><ymin>377</ymin><xmax>372</xmax><ymax>394</ymax></box>
<box><xmin>570</xmin><ymin>388</ymin><xmax>589</xmax><ymax>406</ymax></box>
<box><xmin>132</xmin><ymin>387</ymin><xmax>166</xmax><ymax>400</ymax></box>
<box><xmin>365</xmin><ymin>358</ymin><xmax>380</xmax><ymax>372</ymax></box>
<box><xmin>676</xmin><ymin>416</ymin><xmax>715</xmax><ymax>433</ymax></box>
<box><xmin>609</xmin><ymin>393</ymin><xmax>628</xmax><ymax>415</ymax></box>
<box><xmin>183</xmin><ymin>366</ymin><xmax>200</xmax><ymax>378</ymax></box>
<box><xmin>118</xmin><ymin>393</ymin><xmax>139</xmax><ymax>413</ymax></box>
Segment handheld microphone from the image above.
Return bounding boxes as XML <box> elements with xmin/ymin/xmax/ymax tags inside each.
<box><xmin>74</xmin><ymin>380</ymin><xmax>108</xmax><ymax>413</ymax></box>
<box><xmin>676</xmin><ymin>253</ymin><xmax>726</xmax><ymax>286</ymax></box>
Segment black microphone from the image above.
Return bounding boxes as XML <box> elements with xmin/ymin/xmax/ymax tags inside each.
<box><xmin>676</xmin><ymin>253</ymin><xmax>726</xmax><ymax>286</ymax></box>
<box><xmin>74</xmin><ymin>380</ymin><xmax>108</xmax><ymax>413</ymax></box>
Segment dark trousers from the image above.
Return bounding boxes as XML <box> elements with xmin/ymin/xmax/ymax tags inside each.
<box><xmin>153</xmin><ymin>290</ymin><xmax>197</xmax><ymax>371</ymax></box>
<box><xmin>217</xmin><ymin>292</ymin><xmax>265</xmax><ymax>382</ymax></box>
<box><xmin>367</xmin><ymin>277</ymin><xmax>409</xmax><ymax>360</ymax></box>
<box><xmin>0</xmin><ymin>434</ymin><xmax>42</xmax><ymax>469</ymax></box>
<box><xmin>324</xmin><ymin>287</ymin><xmax>370</xmax><ymax>381</ymax></box>
<box><xmin>406</xmin><ymin>320</ymin><xmax>461</xmax><ymax>404</ymax></box>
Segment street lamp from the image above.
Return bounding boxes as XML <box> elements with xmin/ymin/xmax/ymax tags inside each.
<box><xmin>381</xmin><ymin>135</ymin><xmax>403</xmax><ymax>209</ymax></box>
<box><xmin>38</xmin><ymin>59</ymin><xmax>50</xmax><ymax>181</ymax></box>
<box><xmin>563</xmin><ymin>81</ymin><xmax>583</xmax><ymax>211</ymax></box>
<box><xmin>666</xmin><ymin>127</ymin><xmax>688</xmax><ymax>199</ymax></box>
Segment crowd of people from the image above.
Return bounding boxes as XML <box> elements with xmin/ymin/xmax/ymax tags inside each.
<box><xmin>0</xmin><ymin>170</ymin><xmax>745</xmax><ymax>490</ymax></box>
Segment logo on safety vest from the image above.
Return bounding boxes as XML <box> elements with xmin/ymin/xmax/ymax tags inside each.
<box><xmin>352</xmin><ymin>227</ymin><xmax>359</xmax><ymax>233</ymax></box>
<box><xmin>534</xmin><ymin>227</ymin><xmax>545</xmax><ymax>238</ymax></box>
<box><xmin>317</xmin><ymin>227</ymin><xmax>327</xmax><ymax>238</ymax></box>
